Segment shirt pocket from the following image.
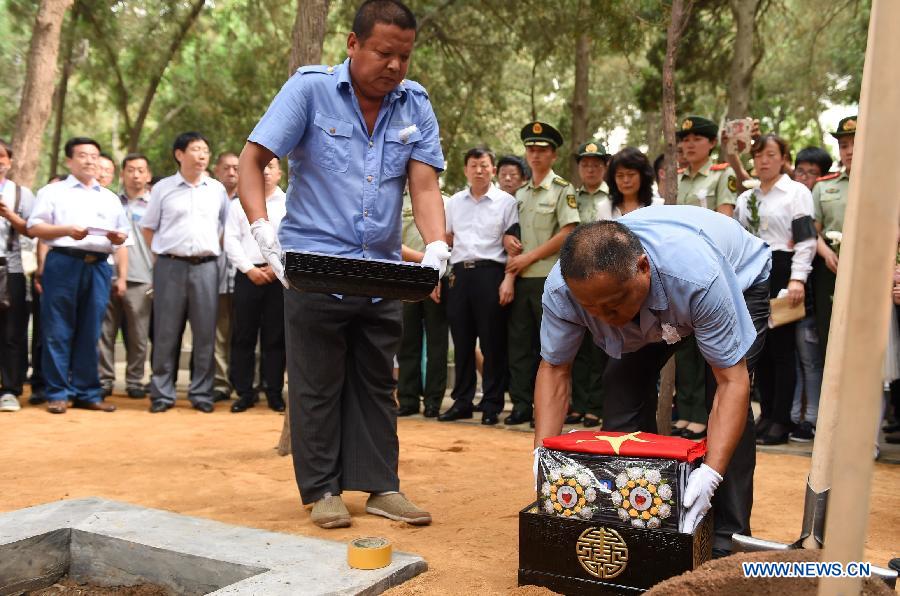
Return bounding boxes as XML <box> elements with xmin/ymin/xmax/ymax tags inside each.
<box><xmin>383</xmin><ymin>126</ymin><xmax>422</xmax><ymax>179</ymax></box>
<box><xmin>532</xmin><ymin>198</ymin><xmax>558</xmax><ymax>239</ymax></box>
<box><xmin>312</xmin><ymin>112</ymin><xmax>353</xmax><ymax>173</ymax></box>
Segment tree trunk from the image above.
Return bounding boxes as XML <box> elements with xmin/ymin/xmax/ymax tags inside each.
<box><xmin>11</xmin><ymin>0</ymin><xmax>75</xmax><ymax>189</ymax></box>
<box><xmin>569</xmin><ymin>19</ymin><xmax>591</xmax><ymax>187</ymax></box>
<box><xmin>49</xmin><ymin>1</ymin><xmax>79</xmax><ymax>177</ymax></box>
<box><xmin>656</xmin><ymin>0</ymin><xmax>694</xmax><ymax>434</ymax></box>
<box><xmin>278</xmin><ymin>0</ymin><xmax>331</xmax><ymax>457</ymax></box>
<box><xmin>726</xmin><ymin>0</ymin><xmax>759</xmax><ymax>119</ymax></box>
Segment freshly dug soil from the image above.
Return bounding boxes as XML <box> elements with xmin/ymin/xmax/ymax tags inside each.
<box><xmin>27</xmin><ymin>577</ymin><xmax>169</xmax><ymax>595</ymax></box>
<box><xmin>645</xmin><ymin>549</ymin><xmax>895</xmax><ymax>596</ymax></box>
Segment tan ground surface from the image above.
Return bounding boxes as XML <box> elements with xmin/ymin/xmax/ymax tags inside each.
<box><xmin>2</xmin><ymin>396</ymin><xmax>897</xmax><ymax>595</ymax></box>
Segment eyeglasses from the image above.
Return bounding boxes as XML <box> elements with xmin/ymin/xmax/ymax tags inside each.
<box><xmin>794</xmin><ymin>168</ymin><xmax>820</xmax><ymax>178</ymax></box>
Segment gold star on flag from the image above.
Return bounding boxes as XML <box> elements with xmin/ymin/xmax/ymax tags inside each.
<box><xmin>576</xmin><ymin>431</ymin><xmax>649</xmax><ymax>455</ymax></box>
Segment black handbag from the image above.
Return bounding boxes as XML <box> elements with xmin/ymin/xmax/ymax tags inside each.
<box><xmin>0</xmin><ymin>184</ymin><xmax>22</xmax><ymax>310</ymax></box>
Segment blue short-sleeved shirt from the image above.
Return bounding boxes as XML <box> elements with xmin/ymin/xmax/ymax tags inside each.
<box><xmin>247</xmin><ymin>58</ymin><xmax>445</xmax><ymax>260</ymax></box>
<box><xmin>540</xmin><ymin>205</ymin><xmax>772</xmax><ymax>369</ymax></box>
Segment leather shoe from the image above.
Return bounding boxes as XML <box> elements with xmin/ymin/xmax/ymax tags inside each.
<box><xmin>565</xmin><ymin>412</ymin><xmax>584</xmax><ymax>424</ymax></box>
<box><xmin>438</xmin><ymin>403</ymin><xmax>473</xmax><ymax>421</ymax></box>
<box><xmin>481</xmin><ymin>412</ymin><xmax>499</xmax><ymax>425</ymax></box>
<box><xmin>126</xmin><ymin>387</ymin><xmax>146</xmax><ymax>399</ymax></box>
<box><xmin>73</xmin><ymin>401</ymin><xmax>116</xmax><ymax>412</ymax></box>
<box><xmin>193</xmin><ymin>401</ymin><xmax>214</xmax><ymax>413</ymax></box>
<box><xmin>423</xmin><ymin>405</ymin><xmax>440</xmax><ymax>418</ymax></box>
<box><xmin>267</xmin><ymin>395</ymin><xmax>285</xmax><ymax>412</ymax></box>
<box><xmin>583</xmin><ymin>416</ymin><xmax>601</xmax><ymax>428</ymax></box>
<box><xmin>212</xmin><ymin>390</ymin><xmax>231</xmax><ymax>403</ymax></box>
<box><xmin>757</xmin><ymin>422</ymin><xmax>790</xmax><ymax>445</ymax></box>
<box><xmin>682</xmin><ymin>428</ymin><xmax>707</xmax><ymax>440</ymax></box>
<box><xmin>504</xmin><ymin>410</ymin><xmax>532</xmax><ymax>426</ymax></box>
<box><xmin>29</xmin><ymin>393</ymin><xmax>47</xmax><ymax>406</ymax></box>
<box><xmin>397</xmin><ymin>404</ymin><xmax>420</xmax><ymax>417</ymax></box>
<box><xmin>149</xmin><ymin>400</ymin><xmax>172</xmax><ymax>413</ymax></box>
<box><xmin>231</xmin><ymin>396</ymin><xmax>256</xmax><ymax>413</ymax></box>
<box><xmin>754</xmin><ymin>417</ymin><xmax>772</xmax><ymax>438</ymax></box>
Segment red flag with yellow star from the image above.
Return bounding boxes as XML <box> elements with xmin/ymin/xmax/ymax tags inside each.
<box><xmin>542</xmin><ymin>431</ymin><xmax>706</xmax><ymax>462</ymax></box>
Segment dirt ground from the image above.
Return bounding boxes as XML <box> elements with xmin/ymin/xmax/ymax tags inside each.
<box><xmin>2</xmin><ymin>395</ymin><xmax>898</xmax><ymax>595</ymax></box>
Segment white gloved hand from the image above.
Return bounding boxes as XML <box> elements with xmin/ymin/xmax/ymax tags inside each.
<box><xmin>249</xmin><ymin>218</ymin><xmax>287</xmax><ymax>288</ymax></box>
<box><xmin>421</xmin><ymin>240</ymin><xmax>451</xmax><ymax>278</ymax></box>
<box><xmin>681</xmin><ymin>463</ymin><xmax>723</xmax><ymax>534</ymax></box>
<box><xmin>533</xmin><ymin>447</ymin><xmax>542</xmax><ymax>490</ymax></box>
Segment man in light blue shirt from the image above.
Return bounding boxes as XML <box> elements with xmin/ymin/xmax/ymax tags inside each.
<box><xmin>238</xmin><ymin>0</ymin><xmax>448</xmax><ymax>530</ymax></box>
<box><xmin>534</xmin><ymin>205</ymin><xmax>771</xmax><ymax>556</ymax></box>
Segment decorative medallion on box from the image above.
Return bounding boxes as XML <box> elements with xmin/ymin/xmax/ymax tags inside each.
<box><xmin>575</xmin><ymin>527</ymin><xmax>629</xmax><ymax>579</ymax></box>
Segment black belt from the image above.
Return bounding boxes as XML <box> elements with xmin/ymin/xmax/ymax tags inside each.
<box><xmin>452</xmin><ymin>260</ymin><xmax>504</xmax><ymax>271</ymax></box>
<box><xmin>161</xmin><ymin>254</ymin><xmax>217</xmax><ymax>265</ymax></box>
<box><xmin>52</xmin><ymin>247</ymin><xmax>108</xmax><ymax>263</ymax></box>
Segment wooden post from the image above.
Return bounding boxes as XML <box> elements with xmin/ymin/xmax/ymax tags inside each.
<box><xmin>817</xmin><ymin>1</ymin><xmax>900</xmax><ymax>593</ymax></box>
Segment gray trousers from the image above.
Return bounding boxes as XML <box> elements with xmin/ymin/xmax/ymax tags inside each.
<box><xmin>149</xmin><ymin>257</ymin><xmax>218</xmax><ymax>405</ymax></box>
<box><xmin>285</xmin><ymin>290</ymin><xmax>402</xmax><ymax>504</ymax></box>
<box><xmin>98</xmin><ymin>281</ymin><xmax>152</xmax><ymax>390</ymax></box>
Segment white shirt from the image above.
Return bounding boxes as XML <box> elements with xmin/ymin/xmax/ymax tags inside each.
<box><xmin>0</xmin><ymin>179</ymin><xmax>36</xmax><ymax>273</ymax></box>
<box><xmin>595</xmin><ymin>196</ymin><xmax>665</xmax><ymax>221</ymax></box>
<box><xmin>27</xmin><ymin>175</ymin><xmax>131</xmax><ymax>254</ymax></box>
<box><xmin>141</xmin><ymin>172</ymin><xmax>228</xmax><ymax>257</ymax></box>
<box><xmin>224</xmin><ymin>188</ymin><xmax>286</xmax><ymax>274</ymax></box>
<box><xmin>445</xmin><ymin>184</ymin><xmax>518</xmax><ymax>264</ymax></box>
<box><xmin>735</xmin><ymin>173</ymin><xmax>815</xmax><ymax>282</ymax></box>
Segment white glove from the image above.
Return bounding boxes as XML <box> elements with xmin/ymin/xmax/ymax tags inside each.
<box><xmin>681</xmin><ymin>463</ymin><xmax>723</xmax><ymax>534</ymax></box>
<box><xmin>249</xmin><ymin>218</ymin><xmax>287</xmax><ymax>288</ymax></box>
<box><xmin>421</xmin><ymin>240</ymin><xmax>451</xmax><ymax>278</ymax></box>
<box><xmin>533</xmin><ymin>447</ymin><xmax>542</xmax><ymax>490</ymax></box>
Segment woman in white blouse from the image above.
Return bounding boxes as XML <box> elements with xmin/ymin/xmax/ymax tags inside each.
<box><xmin>597</xmin><ymin>147</ymin><xmax>664</xmax><ymax>221</ymax></box>
<box><xmin>734</xmin><ymin>133</ymin><xmax>816</xmax><ymax>446</ymax></box>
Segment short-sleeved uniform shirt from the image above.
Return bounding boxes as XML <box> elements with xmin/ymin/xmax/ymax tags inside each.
<box><xmin>677</xmin><ymin>158</ymin><xmax>738</xmax><ymax>211</ymax></box>
<box><xmin>247</xmin><ymin>59</ymin><xmax>445</xmax><ymax>261</ymax></box>
<box><xmin>516</xmin><ymin>170</ymin><xmax>580</xmax><ymax>278</ymax></box>
<box><xmin>575</xmin><ymin>183</ymin><xmax>609</xmax><ymax>224</ymax></box>
<box><xmin>812</xmin><ymin>170</ymin><xmax>849</xmax><ymax>234</ymax></box>
<box><xmin>540</xmin><ymin>205</ymin><xmax>771</xmax><ymax>369</ymax></box>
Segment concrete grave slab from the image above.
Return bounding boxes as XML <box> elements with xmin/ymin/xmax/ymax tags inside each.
<box><xmin>0</xmin><ymin>497</ymin><xmax>426</xmax><ymax>595</ymax></box>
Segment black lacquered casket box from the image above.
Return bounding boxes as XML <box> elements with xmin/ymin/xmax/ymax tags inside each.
<box><xmin>284</xmin><ymin>251</ymin><xmax>438</xmax><ymax>301</ymax></box>
<box><xmin>520</xmin><ymin>431</ymin><xmax>712</xmax><ymax>594</ymax></box>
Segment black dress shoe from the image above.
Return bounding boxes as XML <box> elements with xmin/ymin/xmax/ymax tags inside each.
<box><xmin>583</xmin><ymin>416</ymin><xmax>601</xmax><ymax>428</ymax></box>
<box><xmin>28</xmin><ymin>393</ymin><xmax>47</xmax><ymax>406</ymax></box>
<box><xmin>126</xmin><ymin>387</ymin><xmax>146</xmax><ymax>399</ymax></box>
<box><xmin>212</xmin><ymin>390</ymin><xmax>231</xmax><ymax>403</ymax></box>
<box><xmin>564</xmin><ymin>412</ymin><xmax>584</xmax><ymax>425</ymax></box>
<box><xmin>682</xmin><ymin>428</ymin><xmax>707</xmax><ymax>440</ymax></box>
<box><xmin>757</xmin><ymin>422</ymin><xmax>790</xmax><ymax>445</ymax></box>
<box><xmin>397</xmin><ymin>404</ymin><xmax>420</xmax><ymax>417</ymax></box>
<box><xmin>149</xmin><ymin>400</ymin><xmax>172</xmax><ymax>413</ymax></box>
<box><xmin>267</xmin><ymin>396</ymin><xmax>285</xmax><ymax>412</ymax></box>
<box><xmin>231</xmin><ymin>396</ymin><xmax>256</xmax><ymax>413</ymax></box>
<box><xmin>754</xmin><ymin>417</ymin><xmax>772</xmax><ymax>438</ymax></box>
<box><xmin>423</xmin><ymin>405</ymin><xmax>440</xmax><ymax>418</ymax></box>
<box><xmin>481</xmin><ymin>412</ymin><xmax>499</xmax><ymax>425</ymax></box>
<box><xmin>473</xmin><ymin>401</ymin><xmax>484</xmax><ymax>412</ymax></box>
<box><xmin>193</xmin><ymin>401</ymin><xmax>215</xmax><ymax>413</ymax></box>
<box><xmin>670</xmin><ymin>426</ymin><xmax>687</xmax><ymax>437</ymax></box>
<box><xmin>504</xmin><ymin>410</ymin><xmax>532</xmax><ymax>426</ymax></box>
<box><xmin>438</xmin><ymin>403</ymin><xmax>473</xmax><ymax>421</ymax></box>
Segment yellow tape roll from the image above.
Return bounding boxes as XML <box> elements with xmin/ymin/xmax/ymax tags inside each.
<box><xmin>348</xmin><ymin>536</ymin><xmax>392</xmax><ymax>570</ymax></box>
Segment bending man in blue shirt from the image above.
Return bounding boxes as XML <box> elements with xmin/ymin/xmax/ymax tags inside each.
<box><xmin>535</xmin><ymin>205</ymin><xmax>771</xmax><ymax>557</ymax></box>
<box><xmin>238</xmin><ymin>0</ymin><xmax>449</xmax><ymax>529</ymax></box>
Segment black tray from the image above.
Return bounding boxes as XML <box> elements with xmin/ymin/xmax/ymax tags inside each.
<box><xmin>284</xmin><ymin>251</ymin><xmax>438</xmax><ymax>301</ymax></box>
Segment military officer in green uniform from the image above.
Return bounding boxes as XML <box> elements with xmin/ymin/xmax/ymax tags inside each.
<box><xmin>567</xmin><ymin>140</ymin><xmax>610</xmax><ymax>427</ymax></box>
<box><xmin>504</xmin><ymin>122</ymin><xmax>580</xmax><ymax>425</ymax></box>
<box><xmin>812</xmin><ymin>115</ymin><xmax>855</xmax><ymax>351</ymax></box>
<box><xmin>398</xmin><ymin>190</ymin><xmax>449</xmax><ymax>418</ymax></box>
<box><xmin>676</xmin><ymin>116</ymin><xmax>738</xmax><ymax>217</ymax></box>
<box><xmin>673</xmin><ymin>116</ymin><xmax>739</xmax><ymax>439</ymax></box>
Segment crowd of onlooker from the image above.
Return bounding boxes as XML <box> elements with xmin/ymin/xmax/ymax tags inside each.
<box><xmin>0</xmin><ymin>112</ymin><xmax>898</xmax><ymax>452</ymax></box>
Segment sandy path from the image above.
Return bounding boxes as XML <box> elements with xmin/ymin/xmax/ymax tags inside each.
<box><xmin>1</xmin><ymin>396</ymin><xmax>897</xmax><ymax>594</ymax></box>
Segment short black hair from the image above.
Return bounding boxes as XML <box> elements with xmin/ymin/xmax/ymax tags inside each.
<box><xmin>64</xmin><ymin>137</ymin><xmax>101</xmax><ymax>158</ymax></box>
<box><xmin>216</xmin><ymin>152</ymin><xmax>239</xmax><ymax>165</ymax></box>
<box><xmin>496</xmin><ymin>155</ymin><xmax>529</xmax><ymax>179</ymax></box>
<box><xmin>172</xmin><ymin>131</ymin><xmax>209</xmax><ymax>164</ymax></box>
<box><xmin>99</xmin><ymin>152</ymin><xmax>116</xmax><ymax>168</ymax></box>
<box><xmin>560</xmin><ymin>220</ymin><xmax>645</xmax><ymax>283</ymax></box>
<box><xmin>463</xmin><ymin>145</ymin><xmax>495</xmax><ymax>167</ymax></box>
<box><xmin>122</xmin><ymin>153</ymin><xmax>150</xmax><ymax>170</ymax></box>
<box><xmin>795</xmin><ymin>146</ymin><xmax>833</xmax><ymax>175</ymax></box>
<box><xmin>352</xmin><ymin>0</ymin><xmax>416</xmax><ymax>44</ymax></box>
<box><xmin>653</xmin><ymin>154</ymin><xmax>665</xmax><ymax>174</ymax></box>
<box><xmin>0</xmin><ymin>138</ymin><xmax>11</xmax><ymax>158</ymax></box>
<box><xmin>605</xmin><ymin>147</ymin><xmax>655</xmax><ymax>210</ymax></box>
